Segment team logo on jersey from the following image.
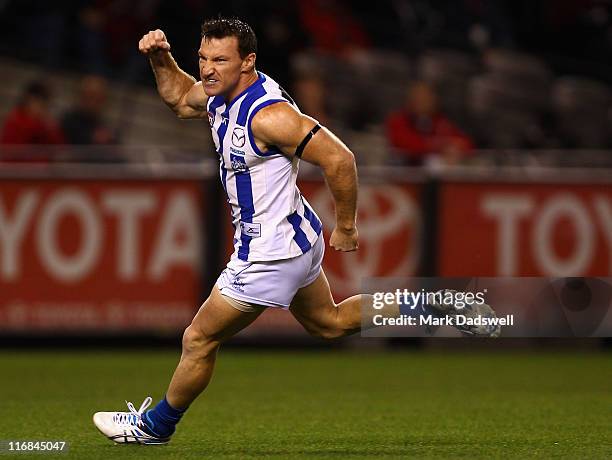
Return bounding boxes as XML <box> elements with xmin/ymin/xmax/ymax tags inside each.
<box><xmin>207</xmin><ymin>111</ymin><xmax>214</xmax><ymax>127</ymax></box>
<box><xmin>231</xmin><ymin>127</ymin><xmax>246</xmax><ymax>148</ymax></box>
<box><xmin>231</xmin><ymin>155</ymin><xmax>249</xmax><ymax>173</ymax></box>
<box><xmin>240</xmin><ymin>221</ymin><xmax>261</xmax><ymax>238</ymax></box>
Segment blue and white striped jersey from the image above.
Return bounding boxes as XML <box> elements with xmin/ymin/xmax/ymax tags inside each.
<box><xmin>207</xmin><ymin>71</ymin><xmax>322</xmax><ymax>262</ymax></box>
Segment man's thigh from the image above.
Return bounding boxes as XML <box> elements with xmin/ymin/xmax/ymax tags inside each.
<box><xmin>190</xmin><ymin>286</ymin><xmax>265</xmax><ymax>342</ymax></box>
<box><xmin>289</xmin><ymin>269</ymin><xmax>337</xmax><ymax>332</ymax></box>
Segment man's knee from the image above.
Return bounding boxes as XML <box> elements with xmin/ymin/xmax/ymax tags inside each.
<box><xmin>181</xmin><ymin>324</ymin><xmax>219</xmax><ymax>358</ymax></box>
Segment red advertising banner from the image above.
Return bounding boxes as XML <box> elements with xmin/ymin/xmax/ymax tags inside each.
<box><xmin>0</xmin><ymin>180</ymin><xmax>204</xmax><ymax>332</ymax></box>
<box><xmin>438</xmin><ymin>182</ymin><xmax>612</xmax><ymax>276</ymax></box>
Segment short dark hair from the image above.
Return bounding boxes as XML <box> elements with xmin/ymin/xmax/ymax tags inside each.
<box><xmin>201</xmin><ymin>17</ymin><xmax>257</xmax><ymax>58</ymax></box>
<box><xmin>19</xmin><ymin>80</ymin><xmax>50</xmax><ymax>105</ymax></box>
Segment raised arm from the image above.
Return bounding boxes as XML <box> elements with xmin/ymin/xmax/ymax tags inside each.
<box><xmin>251</xmin><ymin>102</ymin><xmax>359</xmax><ymax>252</ymax></box>
<box><xmin>139</xmin><ymin>29</ymin><xmax>208</xmax><ymax>119</ymax></box>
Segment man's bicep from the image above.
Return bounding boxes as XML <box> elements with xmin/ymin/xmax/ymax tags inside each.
<box><xmin>259</xmin><ymin>105</ymin><xmax>350</xmax><ymax>166</ymax></box>
<box><xmin>299</xmin><ymin>125</ymin><xmax>353</xmax><ymax>168</ymax></box>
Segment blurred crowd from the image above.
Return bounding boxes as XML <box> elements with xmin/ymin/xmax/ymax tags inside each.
<box><xmin>2</xmin><ymin>0</ymin><xmax>612</xmax><ymax>166</ymax></box>
<box><xmin>1</xmin><ymin>76</ymin><xmax>113</xmax><ymax>146</ymax></box>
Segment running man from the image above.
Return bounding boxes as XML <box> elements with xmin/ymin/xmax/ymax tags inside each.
<box><xmin>93</xmin><ymin>18</ymin><xmax>499</xmax><ymax>445</ymax></box>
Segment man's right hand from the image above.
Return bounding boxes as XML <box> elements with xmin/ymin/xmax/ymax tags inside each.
<box><xmin>138</xmin><ymin>29</ymin><xmax>171</xmax><ymax>55</ymax></box>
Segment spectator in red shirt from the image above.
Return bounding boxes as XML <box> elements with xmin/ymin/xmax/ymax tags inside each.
<box><xmin>1</xmin><ymin>81</ymin><xmax>65</xmax><ymax>147</ymax></box>
<box><xmin>386</xmin><ymin>81</ymin><xmax>473</xmax><ymax>166</ymax></box>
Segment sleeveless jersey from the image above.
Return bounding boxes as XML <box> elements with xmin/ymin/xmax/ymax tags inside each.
<box><xmin>207</xmin><ymin>71</ymin><xmax>322</xmax><ymax>262</ymax></box>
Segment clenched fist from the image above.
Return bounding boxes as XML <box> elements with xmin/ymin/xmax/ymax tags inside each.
<box><xmin>138</xmin><ymin>29</ymin><xmax>171</xmax><ymax>55</ymax></box>
<box><xmin>329</xmin><ymin>226</ymin><xmax>359</xmax><ymax>252</ymax></box>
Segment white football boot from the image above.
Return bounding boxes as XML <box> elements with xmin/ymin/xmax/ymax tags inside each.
<box><xmin>93</xmin><ymin>397</ymin><xmax>170</xmax><ymax>445</ymax></box>
<box><xmin>428</xmin><ymin>289</ymin><xmax>502</xmax><ymax>337</ymax></box>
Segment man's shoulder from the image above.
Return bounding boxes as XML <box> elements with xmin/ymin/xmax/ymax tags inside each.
<box><xmin>250</xmin><ymin>101</ymin><xmax>300</xmax><ymax>136</ymax></box>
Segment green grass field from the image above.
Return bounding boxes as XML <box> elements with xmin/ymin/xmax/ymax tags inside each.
<box><xmin>0</xmin><ymin>349</ymin><xmax>610</xmax><ymax>459</ymax></box>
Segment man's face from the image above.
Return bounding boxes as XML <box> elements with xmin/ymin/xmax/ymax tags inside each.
<box><xmin>407</xmin><ymin>83</ymin><xmax>437</xmax><ymax>116</ymax></box>
<box><xmin>198</xmin><ymin>36</ymin><xmax>248</xmax><ymax>97</ymax></box>
<box><xmin>26</xmin><ymin>96</ymin><xmax>49</xmax><ymax>117</ymax></box>
<box><xmin>80</xmin><ymin>76</ymin><xmax>108</xmax><ymax>114</ymax></box>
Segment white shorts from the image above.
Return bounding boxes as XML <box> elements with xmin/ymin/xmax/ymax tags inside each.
<box><xmin>216</xmin><ymin>233</ymin><xmax>324</xmax><ymax>309</ymax></box>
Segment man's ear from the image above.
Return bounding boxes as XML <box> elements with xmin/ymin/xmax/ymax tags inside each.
<box><xmin>241</xmin><ymin>53</ymin><xmax>256</xmax><ymax>73</ymax></box>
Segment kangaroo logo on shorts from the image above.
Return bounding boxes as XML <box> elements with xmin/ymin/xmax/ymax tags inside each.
<box><xmin>231</xmin><ymin>127</ymin><xmax>246</xmax><ymax>148</ymax></box>
<box><xmin>232</xmin><ymin>275</ymin><xmax>245</xmax><ymax>292</ymax></box>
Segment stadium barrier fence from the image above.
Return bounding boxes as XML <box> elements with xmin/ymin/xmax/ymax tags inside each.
<box><xmin>0</xmin><ymin>158</ymin><xmax>610</xmax><ymax>340</ymax></box>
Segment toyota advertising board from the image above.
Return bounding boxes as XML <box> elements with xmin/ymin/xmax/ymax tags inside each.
<box><xmin>0</xmin><ymin>178</ymin><xmax>206</xmax><ymax>333</ymax></box>
<box><xmin>5</xmin><ymin>165</ymin><xmax>609</xmax><ymax>337</ymax></box>
<box><xmin>438</xmin><ymin>176</ymin><xmax>612</xmax><ymax>277</ymax></box>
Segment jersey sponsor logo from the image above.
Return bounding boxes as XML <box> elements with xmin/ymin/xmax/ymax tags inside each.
<box><xmin>207</xmin><ymin>111</ymin><xmax>214</xmax><ymax>127</ymax></box>
<box><xmin>239</xmin><ymin>221</ymin><xmax>261</xmax><ymax>238</ymax></box>
<box><xmin>231</xmin><ymin>127</ymin><xmax>246</xmax><ymax>148</ymax></box>
<box><xmin>230</xmin><ymin>147</ymin><xmax>245</xmax><ymax>156</ymax></box>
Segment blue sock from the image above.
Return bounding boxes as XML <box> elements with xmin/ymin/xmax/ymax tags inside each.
<box><xmin>141</xmin><ymin>397</ymin><xmax>186</xmax><ymax>438</ymax></box>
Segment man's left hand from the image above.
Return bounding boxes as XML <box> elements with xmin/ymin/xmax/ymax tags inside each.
<box><xmin>329</xmin><ymin>227</ymin><xmax>359</xmax><ymax>252</ymax></box>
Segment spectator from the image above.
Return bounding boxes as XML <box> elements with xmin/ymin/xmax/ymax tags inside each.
<box><xmin>1</xmin><ymin>80</ymin><xmax>65</xmax><ymax>145</ymax></box>
<box><xmin>61</xmin><ymin>75</ymin><xmax>115</xmax><ymax>145</ymax></box>
<box><xmin>386</xmin><ymin>81</ymin><xmax>473</xmax><ymax>166</ymax></box>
